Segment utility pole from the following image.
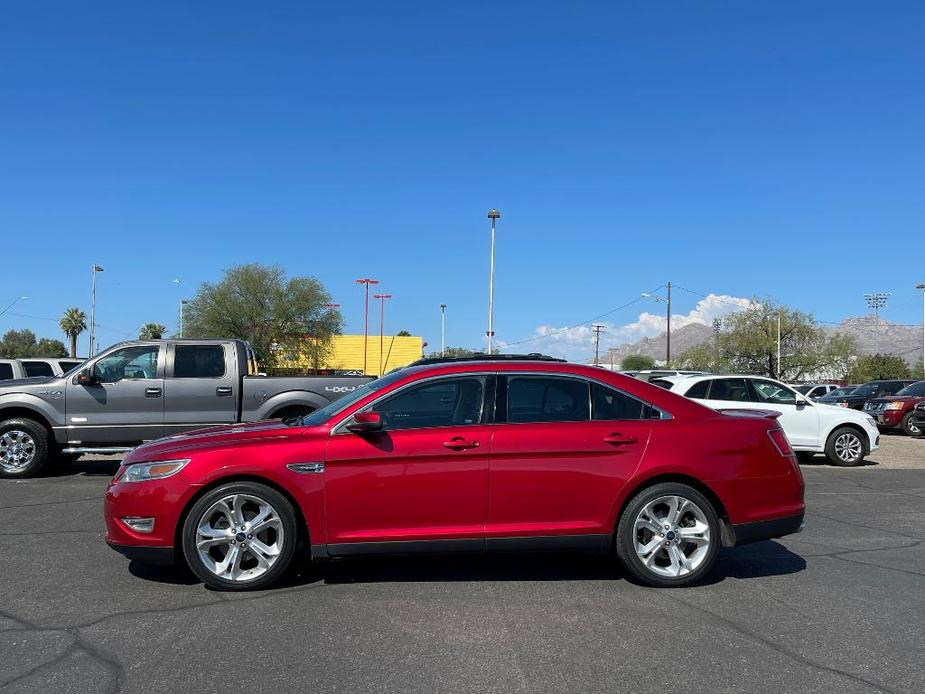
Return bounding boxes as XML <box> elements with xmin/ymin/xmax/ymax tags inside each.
<box><xmin>89</xmin><ymin>264</ymin><xmax>103</xmax><ymax>356</ymax></box>
<box><xmin>592</xmin><ymin>324</ymin><xmax>606</xmax><ymax>366</ymax></box>
<box><xmin>864</xmin><ymin>292</ymin><xmax>890</xmax><ymax>354</ymax></box>
<box><xmin>666</xmin><ymin>281</ymin><xmax>672</xmax><ymax>366</ymax></box>
<box><xmin>440</xmin><ymin>304</ymin><xmax>446</xmax><ymax>357</ymax></box>
<box><xmin>486</xmin><ymin>209</ymin><xmax>500</xmax><ymax>354</ymax></box>
<box><xmin>356</xmin><ymin>278</ymin><xmax>379</xmax><ymax>374</ymax></box>
<box><xmin>374</xmin><ymin>293</ymin><xmax>391</xmax><ymax>376</ymax></box>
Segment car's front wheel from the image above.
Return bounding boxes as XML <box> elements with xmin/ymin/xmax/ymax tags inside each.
<box><xmin>181</xmin><ymin>482</ymin><xmax>299</xmax><ymax>590</ymax></box>
<box><xmin>900</xmin><ymin>412</ymin><xmax>920</xmax><ymax>436</ymax></box>
<box><xmin>615</xmin><ymin>482</ymin><xmax>721</xmax><ymax>587</ymax></box>
<box><xmin>825</xmin><ymin>427</ymin><xmax>867</xmax><ymax>466</ymax></box>
<box><xmin>0</xmin><ymin>418</ymin><xmax>50</xmax><ymax>479</ymax></box>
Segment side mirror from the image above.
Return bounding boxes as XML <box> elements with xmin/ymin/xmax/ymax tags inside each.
<box><xmin>346</xmin><ymin>411</ymin><xmax>383</xmax><ymax>433</ymax></box>
<box><xmin>76</xmin><ymin>368</ymin><xmax>100</xmax><ymax>386</ymax></box>
<box><xmin>796</xmin><ymin>398</ymin><xmax>809</xmax><ymax>409</ymax></box>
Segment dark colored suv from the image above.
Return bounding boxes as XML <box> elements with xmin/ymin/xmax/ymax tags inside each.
<box><xmin>817</xmin><ymin>380</ymin><xmax>917</xmax><ymax>410</ymax></box>
<box><xmin>864</xmin><ymin>381</ymin><xmax>925</xmax><ymax>435</ymax></box>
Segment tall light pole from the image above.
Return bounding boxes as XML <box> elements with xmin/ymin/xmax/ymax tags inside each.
<box><xmin>864</xmin><ymin>292</ymin><xmax>890</xmax><ymax>354</ymax></box>
<box><xmin>641</xmin><ymin>282</ymin><xmax>671</xmax><ymax>365</ymax></box>
<box><xmin>179</xmin><ymin>299</ymin><xmax>189</xmax><ymax>338</ymax></box>
<box><xmin>374</xmin><ymin>293</ymin><xmax>392</xmax><ymax>376</ymax></box>
<box><xmin>486</xmin><ymin>209</ymin><xmax>500</xmax><ymax>354</ymax></box>
<box><xmin>591</xmin><ymin>324</ymin><xmax>606</xmax><ymax>366</ymax></box>
<box><xmin>917</xmin><ymin>284</ymin><xmax>925</xmax><ymax>376</ymax></box>
<box><xmin>776</xmin><ymin>310</ymin><xmax>782</xmax><ymax>379</ymax></box>
<box><xmin>89</xmin><ymin>264</ymin><xmax>104</xmax><ymax>356</ymax></box>
<box><xmin>0</xmin><ymin>296</ymin><xmax>28</xmax><ymax>318</ymax></box>
<box><xmin>440</xmin><ymin>304</ymin><xmax>446</xmax><ymax>357</ymax></box>
<box><xmin>356</xmin><ymin>278</ymin><xmax>379</xmax><ymax>374</ymax></box>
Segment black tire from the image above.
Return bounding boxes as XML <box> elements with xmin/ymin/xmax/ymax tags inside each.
<box><xmin>824</xmin><ymin>427</ymin><xmax>867</xmax><ymax>467</ymax></box>
<box><xmin>0</xmin><ymin>418</ymin><xmax>51</xmax><ymax>479</ymax></box>
<box><xmin>615</xmin><ymin>482</ymin><xmax>721</xmax><ymax>588</ymax></box>
<box><xmin>900</xmin><ymin>412</ymin><xmax>921</xmax><ymax>437</ymax></box>
<box><xmin>795</xmin><ymin>451</ymin><xmax>816</xmax><ymax>464</ymax></box>
<box><xmin>181</xmin><ymin>481</ymin><xmax>299</xmax><ymax>591</ymax></box>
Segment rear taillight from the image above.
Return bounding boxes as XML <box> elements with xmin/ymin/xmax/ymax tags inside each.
<box><xmin>767</xmin><ymin>428</ymin><xmax>793</xmax><ymax>457</ymax></box>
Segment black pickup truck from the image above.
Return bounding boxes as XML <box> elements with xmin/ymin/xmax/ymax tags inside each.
<box><xmin>0</xmin><ymin>339</ymin><xmax>373</xmax><ymax>477</ymax></box>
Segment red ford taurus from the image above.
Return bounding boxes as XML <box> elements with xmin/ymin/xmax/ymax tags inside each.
<box><xmin>104</xmin><ymin>356</ymin><xmax>805</xmax><ymax>590</ymax></box>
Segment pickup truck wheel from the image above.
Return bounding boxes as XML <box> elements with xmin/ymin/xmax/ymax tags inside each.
<box><xmin>900</xmin><ymin>412</ymin><xmax>921</xmax><ymax>436</ymax></box>
<box><xmin>0</xmin><ymin>418</ymin><xmax>50</xmax><ymax>478</ymax></box>
<box><xmin>615</xmin><ymin>482</ymin><xmax>720</xmax><ymax>588</ymax></box>
<box><xmin>825</xmin><ymin>427</ymin><xmax>866</xmax><ymax>466</ymax></box>
<box><xmin>181</xmin><ymin>482</ymin><xmax>298</xmax><ymax>591</ymax></box>
<box><xmin>271</xmin><ymin>406</ymin><xmax>313</xmax><ymax>423</ymax></box>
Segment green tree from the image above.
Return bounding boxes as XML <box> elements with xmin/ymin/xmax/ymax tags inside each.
<box><xmin>59</xmin><ymin>307</ymin><xmax>87</xmax><ymax>358</ymax></box>
<box><xmin>396</xmin><ymin>330</ymin><xmax>412</xmax><ymax>337</ymax></box>
<box><xmin>182</xmin><ymin>263</ymin><xmax>341</xmax><ymax>368</ymax></box>
<box><xmin>36</xmin><ymin>338</ymin><xmax>67</xmax><ymax>357</ymax></box>
<box><xmin>848</xmin><ymin>354</ymin><xmax>912</xmax><ymax>382</ymax></box>
<box><xmin>674</xmin><ymin>299</ymin><xmax>857</xmax><ymax>381</ymax></box>
<box><xmin>425</xmin><ymin>346</ymin><xmax>478</xmax><ymax>358</ymax></box>
<box><xmin>0</xmin><ymin>329</ymin><xmax>39</xmax><ymax>358</ymax></box>
<box><xmin>620</xmin><ymin>354</ymin><xmax>656</xmax><ymax>370</ymax></box>
<box><xmin>139</xmin><ymin>323</ymin><xmax>167</xmax><ymax>340</ymax></box>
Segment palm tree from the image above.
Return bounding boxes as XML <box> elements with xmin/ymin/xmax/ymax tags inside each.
<box><xmin>59</xmin><ymin>307</ymin><xmax>87</xmax><ymax>358</ymax></box>
<box><xmin>139</xmin><ymin>323</ymin><xmax>167</xmax><ymax>340</ymax></box>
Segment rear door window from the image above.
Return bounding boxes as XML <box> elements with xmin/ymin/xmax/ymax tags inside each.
<box><xmin>22</xmin><ymin>361</ymin><xmax>54</xmax><ymax>377</ymax></box>
<box><xmin>173</xmin><ymin>345</ymin><xmax>226</xmax><ymax>378</ymax></box>
<box><xmin>705</xmin><ymin>378</ymin><xmax>750</xmax><ymax>402</ymax></box>
<box><xmin>684</xmin><ymin>380</ymin><xmax>709</xmax><ymax>399</ymax></box>
<box><xmin>507</xmin><ymin>376</ymin><xmax>590</xmax><ymax>423</ymax></box>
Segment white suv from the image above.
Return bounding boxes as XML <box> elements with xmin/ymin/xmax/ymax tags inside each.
<box><xmin>661</xmin><ymin>374</ymin><xmax>880</xmax><ymax>466</ymax></box>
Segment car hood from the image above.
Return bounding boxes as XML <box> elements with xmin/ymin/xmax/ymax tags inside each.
<box><xmin>125</xmin><ymin>420</ymin><xmax>316</xmax><ymax>461</ymax></box>
<box><xmin>867</xmin><ymin>396</ymin><xmax>922</xmax><ymax>404</ymax></box>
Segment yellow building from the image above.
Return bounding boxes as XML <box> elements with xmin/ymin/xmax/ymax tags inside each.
<box><xmin>283</xmin><ymin>334</ymin><xmax>424</xmax><ymax>377</ymax></box>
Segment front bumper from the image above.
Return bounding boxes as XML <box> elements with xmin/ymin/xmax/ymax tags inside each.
<box><xmin>869</xmin><ymin>410</ymin><xmax>904</xmax><ymax>429</ymax></box>
<box><xmin>729</xmin><ymin>512</ymin><xmax>805</xmax><ymax>546</ymax></box>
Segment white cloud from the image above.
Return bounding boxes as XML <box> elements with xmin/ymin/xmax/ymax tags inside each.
<box><xmin>501</xmin><ymin>294</ymin><xmax>753</xmax><ymax>361</ymax></box>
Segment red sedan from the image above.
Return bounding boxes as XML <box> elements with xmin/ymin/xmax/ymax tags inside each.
<box><xmin>104</xmin><ymin>357</ymin><xmax>805</xmax><ymax>590</ymax></box>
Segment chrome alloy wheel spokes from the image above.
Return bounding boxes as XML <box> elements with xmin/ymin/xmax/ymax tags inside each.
<box><xmin>834</xmin><ymin>433</ymin><xmax>862</xmax><ymax>463</ymax></box>
<box><xmin>0</xmin><ymin>430</ymin><xmax>36</xmax><ymax>473</ymax></box>
<box><xmin>633</xmin><ymin>495</ymin><xmax>710</xmax><ymax>578</ymax></box>
<box><xmin>195</xmin><ymin>493</ymin><xmax>284</xmax><ymax>582</ymax></box>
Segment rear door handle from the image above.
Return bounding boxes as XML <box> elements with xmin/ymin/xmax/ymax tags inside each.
<box><xmin>145</xmin><ymin>388</ymin><xmax>162</xmax><ymax>398</ymax></box>
<box><xmin>216</xmin><ymin>387</ymin><xmax>233</xmax><ymax>396</ymax></box>
<box><xmin>443</xmin><ymin>437</ymin><xmax>480</xmax><ymax>450</ymax></box>
<box><xmin>603</xmin><ymin>433</ymin><xmax>637</xmax><ymax>445</ymax></box>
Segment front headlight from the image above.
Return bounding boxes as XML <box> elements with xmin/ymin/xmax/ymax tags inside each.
<box><xmin>866</xmin><ymin>416</ymin><xmax>877</xmax><ymax>426</ymax></box>
<box><xmin>121</xmin><ymin>459</ymin><xmax>190</xmax><ymax>483</ymax></box>
<box><xmin>884</xmin><ymin>402</ymin><xmax>905</xmax><ymax>410</ymax></box>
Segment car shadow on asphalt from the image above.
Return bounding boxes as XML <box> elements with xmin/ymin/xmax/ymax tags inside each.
<box><xmin>45</xmin><ymin>458</ymin><xmax>121</xmax><ymax>477</ymax></box>
<box><xmin>126</xmin><ymin>541</ymin><xmax>805</xmax><ymax>589</ymax></box>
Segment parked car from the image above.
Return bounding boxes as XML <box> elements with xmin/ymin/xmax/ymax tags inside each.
<box><xmin>634</xmin><ymin>369</ymin><xmax>710</xmax><ymax>384</ymax></box>
<box><xmin>0</xmin><ymin>339</ymin><xmax>373</xmax><ymax>478</ymax></box>
<box><xmin>825</xmin><ymin>385</ymin><xmax>859</xmax><ymax>399</ymax></box>
<box><xmin>790</xmin><ymin>383</ymin><xmax>839</xmax><ymax>400</ymax></box>
<box><xmin>911</xmin><ymin>401</ymin><xmax>925</xmax><ymax>435</ymax></box>
<box><xmin>661</xmin><ymin>374</ymin><xmax>880</xmax><ymax>466</ymax></box>
<box><xmin>0</xmin><ymin>357</ymin><xmax>85</xmax><ymax>380</ymax></box>
<box><xmin>104</xmin><ymin>355</ymin><xmax>805</xmax><ymax>590</ymax></box>
<box><xmin>817</xmin><ymin>379</ymin><xmax>917</xmax><ymax>410</ymax></box>
<box><xmin>863</xmin><ymin>380</ymin><xmax>925</xmax><ymax>435</ymax></box>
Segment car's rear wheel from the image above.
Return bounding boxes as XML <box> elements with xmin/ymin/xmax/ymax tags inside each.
<box><xmin>615</xmin><ymin>482</ymin><xmax>720</xmax><ymax>587</ymax></box>
<box><xmin>900</xmin><ymin>412</ymin><xmax>920</xmax><ymax>436</ymax></box>
<box><xmin>181</xmin><ymin>482</ymin><xmax>298</xmax><ymax>591</ymax></box>
<box><xmin>0</xmin><ymin>418</ymin><xmax>50</xmax><ymax>479</ymax></box>
<box><xmin>825</xmin><ymin>427</ymin><xmax>866</xmax><ymax>466</ymax></box>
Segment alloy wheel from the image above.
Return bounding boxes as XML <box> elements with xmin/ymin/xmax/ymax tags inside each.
<box><xmin>194</xmin><ymin>493</ymin><xmax>285</xmax><ymax>583</ymax></box>
<box><xmin>0</xmin><ymin>430</ymin><xmax>36</xmax><ymax>473</ymax></box>
<box><xmin>834</xmin><ymin>432</ymin><xmax>862</xmax><ymax>463</ymax></box>
<box><xmin>633</xmin><ymin>495</ymin><xmax>711</xmax><ymax>578</ymax></box>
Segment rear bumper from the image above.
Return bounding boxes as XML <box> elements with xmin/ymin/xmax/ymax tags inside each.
<box><xmin>106</xmin><ymin>541</ymin><xmax>175</xmax><ymax>565</ymax></box>
<box><xmin>729</xmin><ymin>512</ymin><xmax>804</xmax><ymax>546</ymax></box>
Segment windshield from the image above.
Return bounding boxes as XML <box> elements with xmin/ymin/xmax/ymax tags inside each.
<box><xmin>852</xmin><ymin>383</ymin><xmax>882</xmax><ymax>397</ymax></box>
<box><xmin>296</xmin><ymin>370</ymin><xmax>409</xmax><ymax>427</ymax></box>
<box><xmin>793</xmin><ymin>385</ymin><xmax>812</xmax><ymax>394</ymax></box>
<box><xmin>828</xmin><ymin>386</ymin><xmax>856</xmax><ymax>397</ymax></box>
<box><xmin>896</xmin><ymin>381</ymin><xmax>925</xmax><ymax>397</ymax></box>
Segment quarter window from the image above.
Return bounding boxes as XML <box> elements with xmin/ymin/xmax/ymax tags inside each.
<box><xmin>174</xmin><ymin>345</ymin><xmax>226</xmax><ymax>378</ymax></box>
<box><xmin>592</xmin><ymin>382</ymin><xmax>656</xmax><ymax>420</ymax></box>
<box><xmin>751</xmin><ymin>380</ymin><xmax>797</xmax><ymax>405</ymax></box>
<box><xmin>0</xmin><ymin>363</ymin><xmax>13</xmax><ymax>380</ymax></box>
<box><xmin>684</xmin><ymin>380</ymin><xmax>709</xmax><ymax>399</ymax></box>
<box><xmin>372</xmin><ymin>377</ymin><xmax>486</xmax><ymax>430</ymax></box>
<box><xmin>705</xmin><ymin>378</ymin><xmax>750</xmax><ymax>402</ymax></box>
<box><xmin>507</xmin><ymin>376</ymin><xmax>589</xmax><ymax>424</ymax></box>
<box><xmin>22</xmin><ymin>361</ymin><xmax>54</xmax><ymax>377</ymax></box>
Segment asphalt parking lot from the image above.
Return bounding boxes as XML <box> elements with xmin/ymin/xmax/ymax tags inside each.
<box><xmin>1</xmin><ymin>437</ymin><xmax>924</xmax><ymax>694</ymax></box>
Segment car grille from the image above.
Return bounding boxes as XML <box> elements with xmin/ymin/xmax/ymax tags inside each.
<box><xmin>864</xmin><ymin>401</ymin><xmax>885</xmax><ymax>414</ymax></box>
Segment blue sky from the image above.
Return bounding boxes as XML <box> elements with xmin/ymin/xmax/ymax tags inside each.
<box><xmin>2</xmin><ymin>2</ymin><xmax>924</xmax><ymax>360</ymax></box>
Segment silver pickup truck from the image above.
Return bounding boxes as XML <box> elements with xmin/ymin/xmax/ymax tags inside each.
<box><xmin>0</xmin><ymin>339</ymin><xmax>373</xmax><ymax>478</ymax></box>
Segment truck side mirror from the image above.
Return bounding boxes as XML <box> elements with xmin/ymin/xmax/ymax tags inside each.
<box><xmin>76</xmin><ymin>368</ymin><xmax>100</xmax><ymax>386</ymax></box>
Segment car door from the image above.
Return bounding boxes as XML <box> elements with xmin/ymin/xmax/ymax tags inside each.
<box><xmin>487</xmin><ymin>375</ymin><xmax>653</xmax><ymax>543</ymax></box>
<box><xmin>64</xmin><ymin>344</ymin><xmax>165</xmax><ymax>443</ymax></box>
<box><xmin>323</xmin><ymin>374</ymin><xmax>491</xmax><ymax>548</ymax></box>
<box><xmin>748</xmin><ymin>378</ymin><xmax>820</xmax><ymax>448</ymax></box>
<box><xmin>163</xmin><ymin>343</ymin><xmax>238</xmax><ymax>436</ymax></box>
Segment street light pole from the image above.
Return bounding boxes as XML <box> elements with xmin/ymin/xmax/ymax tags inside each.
<box><xmin>179</xmin><ymin>300</ymin><xmax>189</xmax><ymax>338</ymax></box>
<box><xmin>666</xmin><ymin>281</ymin><xmax>672</xmax><ymax>366</ymax></box>
<box><xmin>486</xmin><ymin>209</ymin><xmax>500</xmax><ymax>354</ymax></box>
<box><xmin>776</xmin><ymin>310</ymin><xmax>782</xmax><ymax>379</ymax></box>
<box><xmin>863</xmin><ymin>292</ymin><xmax>890</xmax><ymax>354</ymax></box>
<box><xmin>0</xmin><ymin>296</ymin><xmax>28</xmax><ymax>318</ymax></box>
<box><xmin>917</xmin><ymin>284</ymin><xmax>925</xmax><ymax>376</ymax></box>
<box><xmin>374</xmin><ymin>294</ymin><xmax>392</xmax><ymax>376</ymax></box>
<box><xmin>356</xmin><ymin>278</ymin><xmax>379</xmax><ymax>374</ymax></box>
<box><xmin>440</xmin><ymin>304</ymin><xmax>446</xmax><ymax>357</ymax></box>
<box><xmin>89</xmin><ymin>264</ymin><xmax>104</xmax><ymax>356</ymax></box>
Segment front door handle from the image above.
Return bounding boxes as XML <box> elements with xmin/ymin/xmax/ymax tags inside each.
<box><xmin>443</xmin><ymin>437</ymin><xmax>480</xmax><ymax>450</ymax></box>
<box><xmin>603</xmin><ymin>433</ymin><xmax>637</xmax><ymax>445</ymax></box>
<box><xmin>145</xmin><ymin>388</ymin><xmax>162</xmax><ymax>398</ymax></box>
<box><xmin>216</xmin><ymin>387</ymin><xmax>233</xmax><ymax>396</ymax></box>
